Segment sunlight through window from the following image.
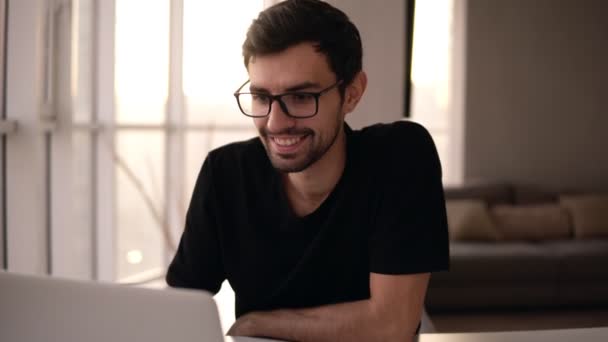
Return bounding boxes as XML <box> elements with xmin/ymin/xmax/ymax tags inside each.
<box><xmin>113</xmin><ymin>0</ymin><xmax>266</xmax><ymax>330</ymax></box>
<box><xmin>115</xmin><ymin>0</ymin><xmax>169</xmax><ymax>124</ymax></box>
<box><xmin>183</xmin><ymin>1</ymin><xmax>264</xmax><ymax>125</ymax></box>
<box><xmin>411</xmin><ymin>0</ymin><xmax>456</xmax><ymax>184</ymax></box>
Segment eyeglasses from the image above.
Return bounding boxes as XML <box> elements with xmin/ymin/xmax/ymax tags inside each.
<box><xmin>233</xmin><ymin>80</ymin><xmax>342</xmax><ymax>118</ymax></box>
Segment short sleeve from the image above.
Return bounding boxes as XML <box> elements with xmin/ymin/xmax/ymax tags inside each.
<box><xmin>166</xmin><ymin>155</ymin><xmax>225</xmax><ymax>293</ymax></box>
<box><xmin>369</xmin><ymin>122</ymin><xmax>450</xmax><ymax>274</ymax></box>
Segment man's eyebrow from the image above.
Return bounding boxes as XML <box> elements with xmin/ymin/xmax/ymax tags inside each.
<box><xmin>249</xmin><ymin>82</ymin><xmax>321</xmax><ymax>93</ymax></box>
<box><xmin>285</xmin><ymin>82</ymin><xmax>321</xmax><ymax>92</ymax></box>
<box><xmin>248</xmin><ymin>85</ymin><xmax>269</xmax><ymax>93</ymax></box>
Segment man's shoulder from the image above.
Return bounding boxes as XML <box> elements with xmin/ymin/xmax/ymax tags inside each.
<box><xmin>355</xmin><ymin>120</ymin><xmax>430</xmax><ymax>143</ymax></box>
<box><xmin>352</xmin><ymin>120</ymin><xmax>434</xmax><ymax>156</ymax></box>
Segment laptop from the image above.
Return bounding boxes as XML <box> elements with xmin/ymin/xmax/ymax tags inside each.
<box><xmin>0</xmin><ymin>270</ymin><xmax>226</xmax><ymax>342</ymax></box>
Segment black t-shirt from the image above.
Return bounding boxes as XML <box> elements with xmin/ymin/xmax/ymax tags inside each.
<box><xmin>167</xmin><ymin>120</ymin><xmax>449</xmax><ymax>317</ymax></box>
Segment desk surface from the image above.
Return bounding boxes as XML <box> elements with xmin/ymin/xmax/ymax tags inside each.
<box><xmin>418</xmin><ymin>327</ymin><xmax>608</xmax><ymax>342</ymax></box>
<box><xmin>227</xmin><ymin>327</ymin><xmax>608</xmax><ymax>342</ymax></box>
<box><xmin>227</xmin><ymin>337</ymin><xmax>284</xmax><ymax>342</ymax></box>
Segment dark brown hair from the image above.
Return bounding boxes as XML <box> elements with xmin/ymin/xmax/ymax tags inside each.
<box><xmin>242</xmin><ymin>0</ymin><xmax>363</xmax><ymax>93</ymax></box>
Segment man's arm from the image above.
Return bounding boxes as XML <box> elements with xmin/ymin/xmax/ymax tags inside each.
<box><xmin>228</xmin><ymin>272</ymin><xmax>430</xmax><ymax>342</ymax></box>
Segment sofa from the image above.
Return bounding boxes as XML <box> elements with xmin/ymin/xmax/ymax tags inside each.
<box><xmin>425</xmin><ymin>183</ymin><xmax>608</xmax><ymax>313</ymax></box>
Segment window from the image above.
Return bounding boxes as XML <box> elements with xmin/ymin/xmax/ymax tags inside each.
<box><xmin>410</xmin><ymin>0</ymin><xmax>464</xmax><ymax>185</ymax></box>
<box><xmin>111</xmin><ymin>0</ymin><xmax>266</xmax><ymax>329</ymax></box>
<box><xmin>109</xmin><ymin>0</ymin><xmax>264</xmax><ymax>284</ymax></box>
<box><xmin>3</xmin><ymin>0</ymin><xmax>267</xmax><ymax>329</ymax></box>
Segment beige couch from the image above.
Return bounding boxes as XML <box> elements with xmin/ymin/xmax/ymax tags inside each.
<box><xmin>425</xmin><ymin>183</ymin><xmax>608</xmax><ymax>312</ymax></box>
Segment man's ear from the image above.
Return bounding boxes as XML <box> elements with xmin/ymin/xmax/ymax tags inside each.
<box><xmin>342</xmin><ymin>71</ymin><xmax>367</xmax><ymax>115</ymax></box>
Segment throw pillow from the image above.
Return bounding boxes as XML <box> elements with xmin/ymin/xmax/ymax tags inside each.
<box><xmin>490</xmin><ymin>204</ymin><xmax>571</xmax><ymax>241</ymax></box>
<box><xmin>560</xmin><ymin>195</ymin><xmax>608</xmax><ymax>239</ymax></box>
<box><xmin>445</xmin><ymin>199</ymin><xmax>501</xmax><ymax>241</ymax></box>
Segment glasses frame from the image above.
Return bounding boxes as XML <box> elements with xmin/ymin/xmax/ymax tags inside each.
<box><xmin>233</xmin><ymin>80</ymin><xmax>343</xmax><ymax>119</ymax></box>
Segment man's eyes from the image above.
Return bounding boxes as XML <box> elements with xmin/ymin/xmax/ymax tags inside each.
<box><xmin>283</xmin><ymin>93</ymin><xmax>315</xmax><ymax>104</ymax></box>
<box><xmin>251</xmin><ymin>93</ymin><xmax>315</xmax><ymax>102</ymax></box>
<box><xmin>291</xmin><ymin>93</ymin><xmax>315</xmax><ymax>101</ymax></box>
<box><xmin>251</xmin><ymin>94</ymin><xmax>270</xmax><ymax>103</ymax></box>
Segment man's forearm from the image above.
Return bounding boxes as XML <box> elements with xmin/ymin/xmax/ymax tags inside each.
<box><xmin>228</xmin><ymin>299</ymin><xmax>416</xmax><ymax>342</ymax></box>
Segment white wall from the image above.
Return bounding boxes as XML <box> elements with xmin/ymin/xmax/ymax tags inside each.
<box><xmin>463</xmin><ymin>0</ymin><xmax>608</xmax><ymax>190</ymax></box>
<box><xmin>326</xmin><ymin>0</ymin><xmax>406</xmax><ymax>128</ymax></box>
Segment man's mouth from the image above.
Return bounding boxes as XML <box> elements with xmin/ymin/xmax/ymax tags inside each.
<box><xmin>269</xmin><ymin>134</ymin><xmax>309</xmax><ymax>154</ymax></box>
<box><xmin>273</xmin><ymin>136</ymin><xmax>302</xmax><ymax>147</ymax></box>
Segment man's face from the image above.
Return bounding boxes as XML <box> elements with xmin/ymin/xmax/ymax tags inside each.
<box><xmin>247</xmin><ymin>42</ymin><xmax>345</xmax><ymax>173</ymax></box>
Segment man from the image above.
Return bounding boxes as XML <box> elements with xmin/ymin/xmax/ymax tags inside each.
<box><xmin>167</xmin><ymin>0</ymin><xmax>449</xmax><ymax>341</ymax></box>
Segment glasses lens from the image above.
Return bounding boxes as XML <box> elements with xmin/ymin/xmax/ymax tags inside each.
<box><xmin>237</xmin><ymin>93</ymin><xmax>270</xmax><ymax>117</ymax></box>
<box><xmin>281</xmin><ymin>93</ymin><xmax>317</xmax><ymax>117</ymax></box>
<box><xmin>236</xmin><ymin>93</ymin><xmax>318</xmax><ymax>117</ymax></box>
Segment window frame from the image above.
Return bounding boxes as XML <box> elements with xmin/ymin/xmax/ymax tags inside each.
<box><xmin>3</xmin><ymin>0</ymin><xmax>269</xmax><ymax>282</ymax></box>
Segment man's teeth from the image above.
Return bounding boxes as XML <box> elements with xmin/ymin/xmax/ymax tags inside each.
<box><xmin>273</xmin><ymin>137</ymin><xmax>301</xmax><ymax>146</ymax></box>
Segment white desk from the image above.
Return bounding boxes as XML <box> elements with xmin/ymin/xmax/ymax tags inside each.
<box><xmin>419</xmin><ymin>327</ymin><xmax>608</xmax><ymax>342</ymax></box>
<box><xmin>227</xmin><ymin>337</ymin><xmax>284</xmax><ymax>342</ymax></box>
<box><xmin>227</xmin><ymin>327</ymin><xmax>608</xmax><ymax>342</ymax></box>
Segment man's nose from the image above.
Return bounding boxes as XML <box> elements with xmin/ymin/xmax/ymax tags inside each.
<box><xmin>266</xmin><ymin>99</ymin><xmax>295</xmax><ymax>132</ymax></box>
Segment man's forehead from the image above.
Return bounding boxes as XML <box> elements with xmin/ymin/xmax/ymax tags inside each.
<box><xmin>248</xmin><ymin>79</ymin><xmax>322</xmax><ymax>93</ymax></box>
<box><xmin>247</xmin><ymin>48</ymin><xmax>334</xmax><ymax>92</ymax></box>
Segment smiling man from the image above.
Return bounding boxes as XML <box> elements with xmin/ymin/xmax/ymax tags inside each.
<box><xmin>166</xmin><ymin>1</ymin><xmax>449</xmax><ymax>341</ymax></box>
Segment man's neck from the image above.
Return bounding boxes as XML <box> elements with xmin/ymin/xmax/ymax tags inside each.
<box><xmin>282</xmin><ymin>131</ymin><xmax>347</xmax><ymax>217</ymax></box>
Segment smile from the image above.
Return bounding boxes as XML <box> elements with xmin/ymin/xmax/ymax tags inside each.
<box><xmin>272</xmin><ymin>136</ymin><xmax>302</xmax><ymax>146</ymax></box>
<box><xmin>268</xmin><ymin>134</ymin><xmax>310</xmax><ymax>154</ymax></box>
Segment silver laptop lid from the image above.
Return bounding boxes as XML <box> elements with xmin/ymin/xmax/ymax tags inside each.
<box><xmin>0</xmin><ymin>271</ymin><xmax>225</xmax><ymax>342</ymax></box>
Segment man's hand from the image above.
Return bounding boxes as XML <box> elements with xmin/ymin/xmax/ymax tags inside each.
<box><xmin>225</xmin><ymin>272</ymin><xmax>430</xmax><ymax>342</ymax></box>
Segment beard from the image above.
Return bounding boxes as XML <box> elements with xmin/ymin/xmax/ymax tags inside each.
<box><xmin>259</xmin><ymin>117</ymin><xmax>343</xmax><ymax>174</ymax></box>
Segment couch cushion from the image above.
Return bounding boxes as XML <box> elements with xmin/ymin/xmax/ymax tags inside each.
<box><xmin>427</xmin><ymin>239</ymin><xmax>608</xmax><ymax>311</ymax></box>
<box><xmin>432</xmin><ymin>242</ymin><xmax>560</xmax><ymax>284</ymax></box>
<box><xmin>425</xmin><ymin>284</ymin><xmax>559</xmax><ymax>311</ymax></box>
<box><xmin>547</xmin><ymin>240</ymin><xmax>608</xmax><ymax>280</ymax></box>
<box><xmin>560</xmin><ymin>194</ymin><xmax>608</xmax><ymax>238</ymax></box>
<box><xmin>513</xmin><ymin>184</ymin><xmax>559</xmax><ymax>205</ymax></box>
<box><xmin>490</xmin><ymin>204</ymin><xmax>572</xmax><ymax>241</ymax></box>
<box><xmin>445</xmin><ymin>199</ymin><xmax>501</xmax><ymax>241</ymax></box>
<box><xmin>444</xmin><ymin>183</ymin><xmax>513</xmax><ymax>206</ymax></box>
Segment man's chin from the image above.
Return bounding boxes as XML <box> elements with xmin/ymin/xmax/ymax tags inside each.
<box><xmin>270</xmin><ymin>158</ymin><xmax>309</xmax><ymax>173</ymax></box>
<box><xmin>260</xmin><ymin>138</ymin><xmax>318</xmax><ymax>173</ymax></box>
<box><xmin>268</xmin><ymin>153</ymin><xmax>316</xmax><ymax>173</ymax></box>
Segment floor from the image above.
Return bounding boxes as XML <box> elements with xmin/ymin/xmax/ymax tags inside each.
<box><xmin>430</xmin><ymin>308</ymin><xmax>608</xmax><ymax>333</ymax></box>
